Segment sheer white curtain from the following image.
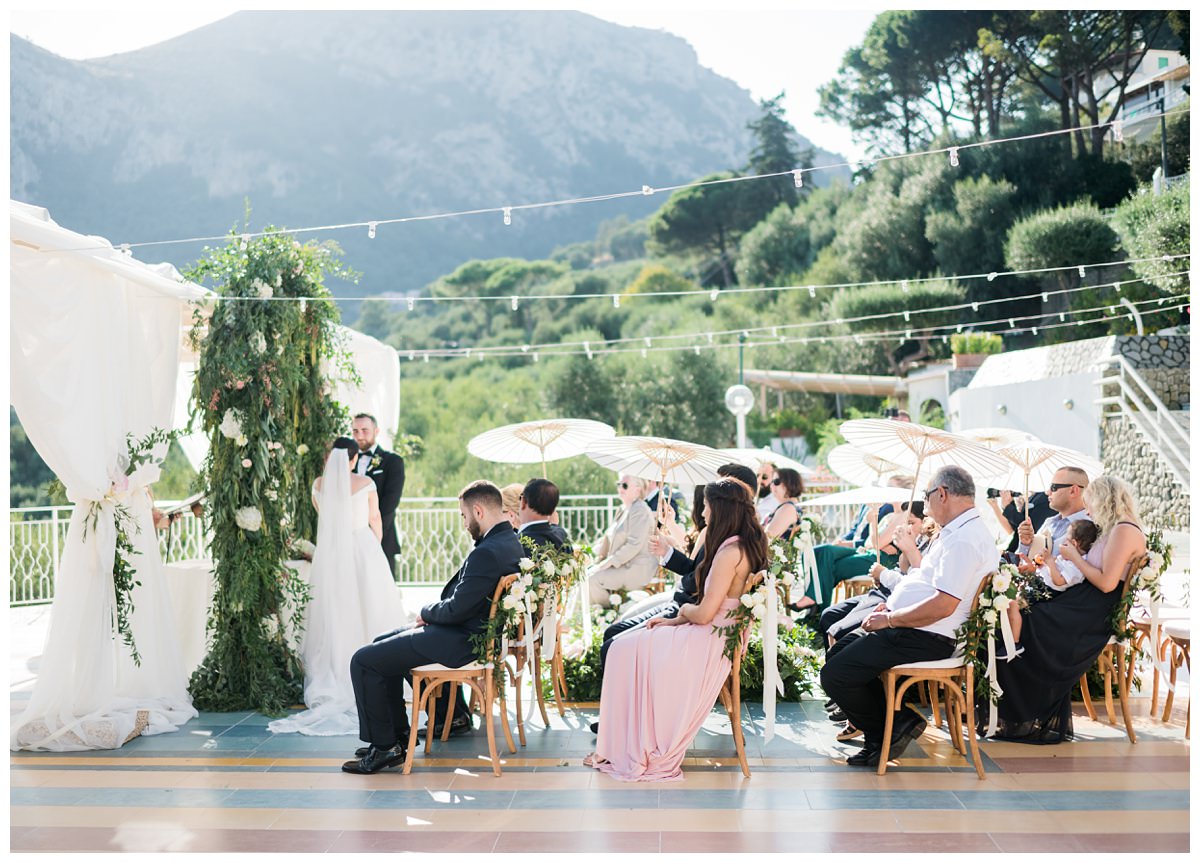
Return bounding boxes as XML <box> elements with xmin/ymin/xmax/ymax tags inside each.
<box><xmin>10</xmin><ymin>201</ymin><xmax>204</xmax><ymax>750</ymax></box>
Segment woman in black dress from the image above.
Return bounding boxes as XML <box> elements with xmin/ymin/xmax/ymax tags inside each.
<box><xmin>985</xmin><ymin>475</ymin><xmax>1147</xmax><ymax>743</ymax></box>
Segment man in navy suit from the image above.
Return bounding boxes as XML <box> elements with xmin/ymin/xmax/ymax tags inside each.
<box><xmin>517</xmin><ymin>478</ymin><xmax>570</xmax><ymax>551</ymax></box>
<box><xmin>343</xmin><ymin>480</ymin><xmax>522</xmax><ymax>774</ymax></box>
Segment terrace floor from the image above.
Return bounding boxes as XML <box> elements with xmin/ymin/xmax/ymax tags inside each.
<box><xmin>10</xmin><ymin>599</ymin><xmax>1191</xmax><ymax>854</ymax></box>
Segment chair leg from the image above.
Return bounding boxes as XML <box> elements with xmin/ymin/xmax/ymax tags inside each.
<box><xmin>945</xmin><ymin>684</ymin><xmax>964</xmax><ymax>755</ymax></box>
<box><xmin>963</xmin><ymin>667</ymin><xmax>986</xmax><ymax>780</ymax></box>
<box><xmin>422</xmin><ymin>681</ymin><xmax>441</xmax><ymax>755</ymax></box>
<box><xmin>729</xmin><ymin>679</ymin><xmax>749</xmax><ymax>779</ymax></box>
<box><xmin>1079</xmin><ymin>674</ymin><xmax>1098</xmax><ymax>721</ymax></box>
<box><xmin>481</xmin><ymin>673</ymin><xmax>502</xmax><ymax>777</ymax></box>
<box><xmin>1162</xmin><ymin>641</ymin><xmax>1178</xmax><ymax>724</ymax></box>
<box><xmin>495</xmin><ymin>675</ymin><xmax>518</xmax><ymax>755</ymax></box>
<box><xmin>512</xmin><ymin>660</ymin><xmax>527</xmax><ymax>748</ymax></box>
<box><xmin>877</xmin><ymin>672</ymin><xmax>897</xmax><ymax>776</ymax></box>
<box><xmin>403</xmin><ymin>676</ymin><xmax>424</xmax><ymax>774</ymax></box>
<box><xmin>928</xmin><ymin>681</ymin><xmax>942</xmax><ymax>730</ymax></box>
<box><xmin>1114</xmin><ymin>643</ymin><xmax>1137</xmax><ymax>744</ymax></box>
<box><xmin>549</xmin><ymin>639</ymin><xmax>567</xmax><ymax>716</ymax></box>
<box><xmin>1101</xmin><ymin>649</ymin><xmax>1118</xmax><ymax>725</ymax></box>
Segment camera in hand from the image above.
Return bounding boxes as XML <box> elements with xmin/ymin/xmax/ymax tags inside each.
<box><xmin>986</xmin><ymin>488</ymin><xmax>1023</xmax><ymax>499</ymax></box>
<box><xmin>883</xmin><ymin>407</ymin><xmax>899</xmax><ymax>418</ymax></box>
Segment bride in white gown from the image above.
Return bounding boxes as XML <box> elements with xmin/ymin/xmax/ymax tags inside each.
<box><xmin>269</xmin><ymin>438</ymin><xmax>405</xmax><ymax>737</ymax></box>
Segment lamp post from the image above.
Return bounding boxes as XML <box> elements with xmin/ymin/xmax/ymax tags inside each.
<box><xmin>725</xmin><ymin>384</ymin><xmax>754</xmax><ymax>449</ymax></box>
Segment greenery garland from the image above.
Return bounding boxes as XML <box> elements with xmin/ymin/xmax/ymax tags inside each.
<box><xmin>185</xmin><ymin>229</ymin><xmax>355</xmax><ymax>713</ymax></box>
<box><xmin>1109</xmin><ymin>527</ymin><xmax>1173</xmax><ymax>641</ymax></box>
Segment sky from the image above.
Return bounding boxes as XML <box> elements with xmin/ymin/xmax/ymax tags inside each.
<box><xmin>8</xmin><ymin>3</ymin><xmax>878</xmax><ymax>161</ymax></box>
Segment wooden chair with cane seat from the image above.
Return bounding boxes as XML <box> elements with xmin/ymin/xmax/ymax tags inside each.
<box><xmin>1076</xmin><ymin>553</ymin><xmax>1148</xmax><ymax>744</ymax></box>
<box><xmin>876</xmin><ymin>571</ymin><xmax>994</xmax><ymax>779</ymax></box>
<box><xmin>716</xmin><ymin>572</ymin><xmax>765</xmax><ymax>779</ymax></box>
<box><xmin>403</xmin><ymin>574</ymin><xmax>519</xmax><ymax>777</ymax></box>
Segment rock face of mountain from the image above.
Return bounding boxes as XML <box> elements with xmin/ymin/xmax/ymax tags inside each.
<box><xmin>11</xmin><ymin>11</ymin><xmax>847</xmax><ymax>296</ymax></box>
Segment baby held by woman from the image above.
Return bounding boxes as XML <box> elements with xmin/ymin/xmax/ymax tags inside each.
<box><xmin>1026</xmin><ymin>520</ymin><xmax>1100</xmax><ymax>592</ymax></box>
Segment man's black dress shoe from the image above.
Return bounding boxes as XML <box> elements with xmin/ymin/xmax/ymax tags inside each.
<box><xmin>846</xmin><ymin>743</ymin><xmax>881</xmax><ymax>767</ymax></box>
<box><xmin>886</xmin><ymin>710</ymin><xmax>928</xmax><ymax>759</ymax></box>
<box><xmin>416</xmin><ymin>715</ymin><xmax>473</xmax><ymax>740</ymax></box>
<box><xmin>827</xmin><ymin>708</ymin><xmax>848</xmax><ymax>723</ymax></box>
<box><xmin>589</xmin><ymin>721</ymin><xmax>599</xmax><ymax>735</ymax></box>
<box><xmin>823</xmin><ymin>698</ymin><xmax>838</xmax><ymax>711</ymax></box>
<box><xmin>342</xmin><ymin>743</ymin><xmax>405</xmax><ymax>774</ymax></box>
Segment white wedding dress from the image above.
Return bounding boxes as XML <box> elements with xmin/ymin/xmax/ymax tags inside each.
<box><xmin>268</xmin><ymin>449</ymin><xmax>404</xmax><ymax>737</ymax></box>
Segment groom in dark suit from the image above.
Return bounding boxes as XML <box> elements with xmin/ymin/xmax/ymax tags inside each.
<box><xmin>352</xmin><ymin>413</ymin><xmax>405</xmax><ymax>572</ymax></box>
<box><xmin>343</xmin><ymin>480</ymin><xmax>523</xmax><ymax>774</ymax></box>
<box><xmin>516</xmin><ymin>478</ymin><xmax>570</xmax><ymax>552</ymax></box>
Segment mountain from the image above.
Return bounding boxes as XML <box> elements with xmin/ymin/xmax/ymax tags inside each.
<box><xmin>10</xmin><ymin>11</ymin><xmax>848</xmax><ymax>297</ymax></box>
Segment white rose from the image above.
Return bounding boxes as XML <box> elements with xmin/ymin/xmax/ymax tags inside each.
<box><xmin>992</xmin><ymin>572</ymin><xmax>1012</xmax><ymax>594</ymax></box>
<box><xmin>296</xmin><ymin>444</ymin><xmax>309</xmax><ymax>456</ymax></box>
<box><xmin>503</xmin><ymin>594</ymin><xmax>522</xmax><ymax>610</ymax></box>
<box><xmin>234</xmin><ymin>506</ymin><xmax>263</xmax><ymax>532</ymax></box>
<box><xmin>219</xmin><ymin>409</ymin><xmax>244</xmax><ymax>440</ymax></box>
<box><xmin>750</xmin><ymin>605</ymin><xmax>765</xmax><ymax>620</ymax></box>
<box><xmin>992</xmin><ymin>595</ymin><xmax>1011</xmax><ymax>613</ymax></box>
<box><xmin>751</xmin><ymin>591</ymin><xmax>767</xmax><ymax>607</ymax></box>
<box><xmin>236</xmin><ymin>434</ymin><xmax>248</xmax><ymax>447</ymax></box>
<box><xmin>978</xmin><ymin>595</ymin><xmax>991</xmax><ymax>607</ymax></box>
<box><xmin>781</xmin><ymin>572</ymin><xmax>795</xmax><ymax>585</ymax></box>
<box><xmin>609</xmin><ymin>594</ymin><xmax>623</xmax><ymax>607</ymax></box>
<box><xmin>519</xmin><ymin>558</ymin><xmax>536</xmax><ymax>572</ymax></box>
<box><xmin>250</xmin><ymin>331</ymin><xmax>267</xmax><ymax>355</ymax></box>
<box><xmin>983</xmin><ymin>610</ymin><xmax>998</xmax><ymax>626</ymax></box>
<box><xmin>525</xmin><ymin>589</ymin><xmax>538</xmax><ymax>602</ymax></box>
<box><xmin>740</xmin><ymin>594</ymin><xmax>755</xmax><ymax>608</ymax></box>
<box><xmin>543</xmin><ymin>559</ymin><xmax>557</xmax><ymax>577</ymax></box>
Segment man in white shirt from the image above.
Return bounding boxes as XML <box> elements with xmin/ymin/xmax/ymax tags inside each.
<box><xmin>820</xmin><ymin>465</ymin><xmax>997</xmax><ymax>768</ymax></box>
<box><xmin>1016</xmin><ymin>466</ymin><xmax>1091</xmax><ymax>558</ymax></box>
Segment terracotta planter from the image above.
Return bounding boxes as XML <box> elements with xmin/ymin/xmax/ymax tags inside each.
<box><xmin>776</xmin><ymin>428</ymin><xmax>802</xmax><ymax>438</ymax></box>
<box><xmin>952</xmin><ymin>353</ymin><xmax>988</xmax><ymax>370</ymax></box>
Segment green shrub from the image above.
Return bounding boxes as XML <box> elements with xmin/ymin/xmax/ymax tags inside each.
<box><xmin>950</xmin><ymin>332</ymin><xmax>1003</xmax><ymax>355</ymax></box>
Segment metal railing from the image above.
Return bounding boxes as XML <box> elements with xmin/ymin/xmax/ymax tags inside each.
<box><xmin>10</xmin><ymin>487</ymin><xmax>859</xmax><ymax>606</ymax></box>
<box><xmin>1095</xmin><ymin>354</ymin><xmax>1190</xmax><ymax>487</ymax></box>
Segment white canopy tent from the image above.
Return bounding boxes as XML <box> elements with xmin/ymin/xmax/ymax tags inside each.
<box><xmin>10</xmin><ymin>200</ymin><xmax>204</xmax><ymax>749</ymax></box>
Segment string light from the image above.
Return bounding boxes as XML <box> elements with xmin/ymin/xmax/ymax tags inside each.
<box><xmin>903</xmin><ymin>310</ymin><xmax>911</xmax><ymax>322</ymax></box>
<box><xmin>407</xmin><ymin>296</ymin><xmax>415</xmax><ymax>311</ymax></box>
<box><xmin>521</xmin><ymin>345</ymin><xmax>530</xmax><ymax>353</ymax></box>
<box><xmin>987</xmin><ymin>272</ymin><xmax>997</xmax><ymax>282</ymax></box>
<box><xmin>1031</xmin><ymin>327</ymin><xmax>1038</xmax><ymax>335</ymax></box>
<box><xmin>710</xmin><ymin>289</ymin><xmax>719</xmax><ymax>301</ymax></box>
<box><xmin>367</xmin><ymin>222</ymin><xmax>377</xmax><ymax>239</ymax></box>
<box><xmin>644</xmin><ymin>336</ymin><xmax>652</xmax><ymax>347</ymax></box>
<box><xmin>641</xmin><ymin>185</ymin><xmax>654</xmax><ymax>196</ymax></box>
<box><xmin>1113</xmin><ymin>119</ymin><xmax>1124</xmax><ymax>142</ymax></box>
<box><xmin>1078</xmin><ymin>265</ymin><xmax>1086</xmax><ymax>278</ymax></box>
<box><xmin>503</xmin><ymin>207</ymin><xmax>512</xmax><ymax>226</ymax></box>
<box><xmin>511</xmin><ymin>296</ymin><xmax>519</xmax><ymax>311</ymax></box>
<box><xmin>948</xmin><ymin>146</ymin><xmax>960</xmax><ymax>167</ymax></box>
<box><xmin>901</xmin><ymin>279</ymin><xmax>910</xmax><ymax>294</ymax></box>
<box><xmin>584</xmin><ymin>341</ymin><xmax>593</xmax><ymax>360</ymax></box>
<box><xmin>92</xmin><ymin>108</ymin><xmax>1188</xmax><ymax>255</ymax></box>
<box><xmin>1114</xmin><ymin>282</ymin><xmax>1121</xmax><ymax>293</ymax></box>
<box><xmin>408</xmin><ymin>351</ymin><xmax>415</xmax><ymax>361</ymax></box>
<box><xmin>641</xmin><ymin>347</ymin><xmax>648</xmax><ymax>358</ymax></box>
<box><xmin>1041</xmin><ymin>292</ymin><xmax>1049</xmax><ymax>302</ymax></box>
<box><xmin>612</xmin><ymin>294</ymin><xmax>620</xmax><ymax>308</ymax></box>
<box><xmin>971</xmin><ymin>302</ymin><xmax>979</xmax><ymax>312</ymax></box>
<box><xmin>792</xmin><ymin>170</ymin><xmax>804</xmax><ymax>188</ymax></box>
<box><xmin>807</xmin><ymin>285</ymin><xmax>816</xmax><ymax>299</ymax></box>
<box><xmin>693</xmin><ymin>345</ymin><xmax>700</xmax><ymax>355</ymax></box>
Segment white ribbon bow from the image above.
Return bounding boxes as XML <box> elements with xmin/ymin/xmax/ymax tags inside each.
<box><xmin>985</xmin><ymin>597</ymin><xmax>1017</xmax><ymax>737</ymax></box>
<box><xmin>797</xmin><ymin>538</ymin><xmax>820</xmax><ymax>605</ymax></box>
<box><xmin>761</xmin><ymin>572</ymin><xmax>786</xmax><ymax>744</ymax></box>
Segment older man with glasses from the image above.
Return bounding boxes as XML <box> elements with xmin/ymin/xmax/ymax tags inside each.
<box><xmin>820</xmin><ymin>465</ymin><xmax>997</xmax><ymax>768</ymax></box>
<box><xmin>1016</xmin><ymin>467</ymin><xmax>1091</xmax><ymax>559</ymax></box>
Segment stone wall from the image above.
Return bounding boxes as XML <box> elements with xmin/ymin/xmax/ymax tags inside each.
<box><xmin>1115</xmin><ymin>334</ymin><xmax>1190</xmax><ymax>369</ymax></box>
<box><xmin>1101</xmin><ymin>415</ymin><xmax>1190</xmax><ymax>529</ymax></box>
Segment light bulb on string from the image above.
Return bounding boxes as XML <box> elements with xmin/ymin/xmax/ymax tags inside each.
<box><xmin>1114</xmin><ymin>282</ymin><xmax>1122</xmax><ymax>293</ymax></box>
<box><xmin>511</xmin><ymin>296</ymin><xmax>519</xmax><ymax>311</ymax></box>
<box><xmin>771</xmin><ymin>326</ymin><xmax>779</xmax><ymax>338</ymax></box>
<box><xmin>971</xmin><ymin>302</ymin><xmax>979</xmax><ymax>312</ymax></box>
<box><xmin>641</xmin><ymin>185</ymin><xmax>654</xmax><ymax>196</ymax></box>
<box><xmin>423</xmin><ymin>355</ymin><xmax>429</xmax><ymax>363</ymax></box>
<box><xmin>367</xmin><ymin>222</ymin><xmax>377</xmax><ymax>239</ymax></box>
<box><xmin>987</xmin><ymin>272</ymin><xmax>997</xmax><ymax>282</ymax></box>
<box><xmin>521</xmin><ymin>345</ymin><xmax>530</xmax><ymax>353</ymax></box>
<box><xmin>408</xmin><ymin>351</ymin><xmax>415</xmax><ymax>361</ymax></box>
<box><xmin>407</xmin><ymin>296</ymin><xmax>415</xmax><ymax>311</ymax></box>
<box><xmin>853</xmin><ymin>334</ymin><xmax>863</xmax><ymax>345</ymax></box>
<box><xmin>792</xmin><ymin>170</ymin><xmax>804</xmax><ymax>188</ymax></box>
<box><xmin>533</xmin><ymin>352</ymin><xmax>540</xmax><ymax>362</ymax></box>
<box><xmin>707</xmin><ymin>332</ymin><xmax>714</xmax><ymax>344</ymax></box>
<box><xmin>956</xmin><ymin>324</ymin><xmax>963</xmax><ymax>333</ymax></box>
<box><xmin>1008</xmin><ymin>319</ymin><xmax>1016</xmax><ymax>328</ymax></box>
<box><xmin>1041</xmin><ymin>292</ymin><xmax>1048</xmax><ymax>303</ymax></box>
<box><xmin>901</xmin><ymin>279</ymin><xmax>910</xmax><ymax>293</ymax></box>
<box><xmin>710</xmin><ymin>289</ymin><xmax>719</xmax><ymax>301</ymax></box>
<box><xmin>1078</xmin><ymin>266</ymin><xmax>1086</xmax><ymax>278</ymax></box>
<box><xmin>693</xmin><ymin>344</ymin><xmax>701</xmax><ymax>355</ymax></box>
<box><xmin>948</xmin><ymin>146</ymin><xmax>960</xmax><ymax>167</ymax></box>
<box><xmin>905</xmin><ymin>329</ymin><xmax>912</xmax><ymax>339</ymax></box>
<box><xmin>941</xmin><ymin>335</ymin><xmax>948</xmax><ymax>344</ymax></box>
<box><xmin>807</xmin><ymin>285</ymin><xmax>817</xmax><ymax>298</ymax></box>
<box><xmin>584</xmin><ymin>341</ymin><xmax>593</xmax><ymax>360</ymax></box>
<box><xmin>503</xmin><ymin>207</ymin><xmax>512</xmax><ymax>226</ymax></box>
<box><xmin>1059</xmin><ymin>312</ymin><xmax>1066</xmax><ymax>321</ymax></box>
<box><xmin>641</xmin><ymin>347</ymin><xmax>648</xmax><ymax>358</ymax></box>
<box><xmin>1113</xmin><ymin>119</ymin><xmax>1124</xmax><ymax>142</ymax></box>
<box><xmin>612</xmin><ymin>294</ymin><xmax>620</xmax><ymax>308</ymax></box>
<box><xmin>903</xmin><ymin>310</ymin><xmax>911</xmax><ymax>322</ymax></box>
<box><xmin>1031</xmin><ymin>327</ymin><xmax>1038</xmax><ymax>336</ymax></box>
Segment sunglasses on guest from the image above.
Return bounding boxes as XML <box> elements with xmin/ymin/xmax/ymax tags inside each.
<box><xmin>770</xmin><ymin>478</ymin><xmax>783</xmax><ymax>486</ymax></box>
<box><xmin>1048</xmin><ymin>482</ymin><xmax>1079</xmax><ymax>492</ymax></box>
<box><xmin>616</xmin><ymin>481</ymin><xmax>630</xmax><ymax>490</ymax></box>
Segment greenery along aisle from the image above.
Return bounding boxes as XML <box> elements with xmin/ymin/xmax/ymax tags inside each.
<box><xmin>185</xmin><ymin>230</ymin><xmax>357</xmax><ymax>713</ymax></box>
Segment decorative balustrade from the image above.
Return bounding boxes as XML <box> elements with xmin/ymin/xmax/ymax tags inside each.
<box><xmin>10</xmin><ymin>487</ymin><xmax>856</xmax><ymax>606</ymax></box>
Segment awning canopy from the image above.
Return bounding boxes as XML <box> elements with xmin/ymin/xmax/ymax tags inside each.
<box><xmin>744</xmin><ymin>368</ymin><xmax>906</xmax><ymax>398</ymax></box>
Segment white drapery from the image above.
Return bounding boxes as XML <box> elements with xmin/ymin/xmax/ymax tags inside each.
<box><xmin>10</xmin><ymin>200</ymin><xmax>204</xmax><ymax>750</ymax></box>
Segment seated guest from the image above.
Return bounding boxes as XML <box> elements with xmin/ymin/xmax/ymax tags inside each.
<box><xmin>589</xmin><ymin>463</ymin><xmax>756</xmax><ymax>734</ymax></box>
<box><xmin>754</xmin><ymin>462</ymin><xmax>778</xmax><ymax>522</ymax></box>
<box><xmin>989</xmin><ymin>476</ymin><xmax>1145</xmax><ymax>743</ymax></box>
<box><xmin>820</xmin><ymin>466</ymin><xmax>996</xmax><ymax>768</ymax></box>
<box><xmin>791</xmin><ymin>475</ymin><xmax>914</xmax><ymax>613</ymax></box>
<box><xmin>517</xmin><ymin>478</ymin><xmax>570</xmax><ymax>551</ymax></box>
<box><xmin>1015</xmin><ymin>467</ymin><xmax>1092</xmax><ymax>560</ymax></box>
<box><xmin>342</xmin><ymin>481</ymin><xmax>523</xmax><ymax>774</ymax></box>
<box><xmin>763</xmin><ymin>467</ymin><xmax>804</xmax><ymax>540</ymax></box>
<box><xmin>586</xmin><ymin>474</ymin><xmax>658</xmax><ymax>604</ymax></box>
<box><xmin>583</xmin><ymin>478</ymin><xmax>770</xmax><ymax>781</ymax></box>
<box><xmin>500</xmin><ymin>483</ymin><xmax>524</xmax><ymax>531</ymax></box>
<box><xmin>987</xmin><ymin>489</ymin><xmax>1053</xmax><ymax>554</ymax></box>
<box><xmin>684</xmin><ymin>484</ymin><xmax>708</xmax><ymax>556</ymax></box>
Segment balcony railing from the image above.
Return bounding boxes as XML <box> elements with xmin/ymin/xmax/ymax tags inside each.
<box><xmin>10</xmin><ymin>485</ymin><xmax>857</xmax><ymax>606</ymax></box>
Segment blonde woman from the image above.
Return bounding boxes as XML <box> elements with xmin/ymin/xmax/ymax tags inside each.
<box><xmin>989</xmin><ymin>475</ymin><xmax>1146</xmax><ymax>743</ymax></box>
<box><xmin>500</xmin><ymin>483</ymin><xmax>523</xmax><ymax>531</ymax></box>
<box><xmin>586</xmin><ymin>474</ymin><xmax>658</xmax><ymax>604</ymax></box>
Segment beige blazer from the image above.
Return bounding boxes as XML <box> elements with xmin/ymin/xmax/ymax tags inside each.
<box><xmin>594</xmin><ymin>501</ymin><xmax>656</xmax><ymax>571</ymax></box>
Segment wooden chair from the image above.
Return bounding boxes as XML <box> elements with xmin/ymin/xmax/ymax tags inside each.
<box><xmin>1160</xmin><ymin>621</ymin><xmax>1190</xmax><ymax>739</ymax></box>
<box><xmin>877</xmin><ymin>572</ymin><xmax>994</xmax><ymax>779</ymax></box>
<box><xmin>1128</xmin><ymin>603</ymin><xmax>1189</xmax><ymax>716</ymax></box>
<box><xmin>831</xmin><ymin>575</ymin><xmax>874</xmax><ymax>605</ymax></box>
<box><xmin>1076</xmin><ymin>553</ymin><xmax>1148</xmax><ymax>744</ymax></box>
<box><xmin>403</xmin><ymin>574</ymin><xmax>519</xmax><ymax>777</ymax></box>
<box><xmin>716</xmin><ymin>572</ymin><xmax>764</xmax><ymax>779</ymax></box>
<box><xmin>503</xmin><ymin>580</ymin><xmax>563</xmax><ymax>745</ymax></box>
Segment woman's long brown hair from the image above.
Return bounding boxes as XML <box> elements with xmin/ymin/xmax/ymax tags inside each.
<box><xmin>696</xmin><ymin>478</ymin><xmax>769</xmax><ymax>597</ymax></box>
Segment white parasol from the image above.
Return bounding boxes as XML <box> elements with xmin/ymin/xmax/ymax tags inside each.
<box><xmin>826</xmin><ymin>444</ymin><xmax>910</xmax><ymax>488</ymax></box>
<box><xmin>468</xmin><ymin>418</ymin><xmax>616</xmax><ymax>477</ymax></box>
<box><xmin>584</xmin><ymin>435</ymin><xmax>729</xmax><ymax>487</ymax></box>
<box><xmin>798</xmin><ymin>485</ymin><xmax>914</xmax><ymax>508</ymax></box>
<box><xmin>839</xmin><ymin>419</ymin><xmax>1012</xmax><ymax>494</ymax></box>
<box><xmin>959</xmin><ymin>427</ymin><xmax>1038</xmax><ymax>451</ymax></box>
<box><xmin>720</xmin><ymin>447</ymin><xmax>815</xmax><ymax>476</ymax></box>
<box><xmin>988</xmin><ymin>441</ymin><xmax>1105</xmax><ymax>501</ymax></box>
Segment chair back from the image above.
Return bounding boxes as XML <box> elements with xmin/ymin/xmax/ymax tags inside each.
<box><xmin>1118</xmin><ymin>553</ymin><xmax>1150</xmax><ymax>601</ymax></box>
<box><xmin>968</xmin><ymin>571</ymin><xmax>995</xmax><ymax>615</ymax></box>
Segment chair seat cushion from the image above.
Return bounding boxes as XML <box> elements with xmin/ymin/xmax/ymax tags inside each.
<box><xmin>413</xmin><ymin>662</ymin><xmax>491</xmax><ymax>673</ymax></box>
<box><xmin>889</xmin><ymin>656</ymin><xmax>966</xmax><ymax>671</ymax></box>
<box><xmin>1163</xmin><ymin>622</ymin><xmax>1191</xmax><ymax>642</ymax></box>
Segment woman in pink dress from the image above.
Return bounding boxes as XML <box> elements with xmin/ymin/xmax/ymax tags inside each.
<box><xmin>584</xmin><ymin>478</ymin><xmax>769</xmax><ymax>781</ymax></box>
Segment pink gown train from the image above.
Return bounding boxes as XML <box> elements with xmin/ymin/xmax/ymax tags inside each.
<box><xmin>592</xmin><ymin>538</ymin><xmax>744</xmax><ymax>782</ymax></box>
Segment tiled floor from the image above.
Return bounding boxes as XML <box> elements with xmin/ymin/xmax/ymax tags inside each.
<box><xmin>10</xmin><ymin>689</ymin><xmax>1191</xmax><ymax>853</ymax></box>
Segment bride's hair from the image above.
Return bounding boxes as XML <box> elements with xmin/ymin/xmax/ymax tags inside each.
<box><xmin>696</xmin><ymin>478</ymin><xmax>769</xmax><ymax>598</ymax></box>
